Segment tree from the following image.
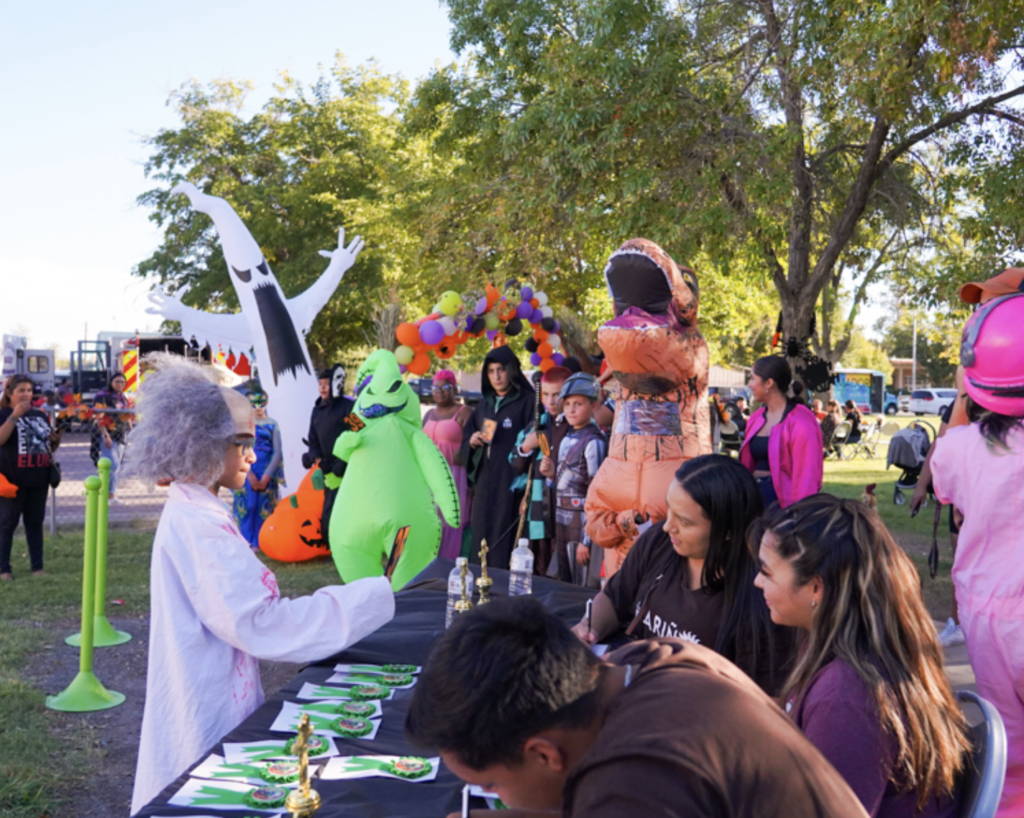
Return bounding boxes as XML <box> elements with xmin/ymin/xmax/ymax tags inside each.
<box><xmin>411</xmin><ymin>0</ymin><xmax>1024</xmax><ymax>379</ymax></box>
<box><xmin>875</xmin><ymin>308</ymin><xmax>960</xmax><ymax>387</ymax></box>
<box><xmin>134</xmin><ymin>59</ymin><xmax>440</xmax><ymax>368</ymax></box>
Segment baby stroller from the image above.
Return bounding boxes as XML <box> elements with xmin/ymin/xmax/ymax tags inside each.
<box><xmin>885</xmin><ymin>421</ymin><xmax>936</xmax><ymax>505</ymax></box>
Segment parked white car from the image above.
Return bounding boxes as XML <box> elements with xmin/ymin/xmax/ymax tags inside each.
<box><xmin>898</xmin><ymin>393</ymin><xmax>911</xmax><ymax>412</ymax></box>
<box><xmin>909</xmin><ymin>388</ymin><xmax>957</xmax><ymax>416</ymax></box>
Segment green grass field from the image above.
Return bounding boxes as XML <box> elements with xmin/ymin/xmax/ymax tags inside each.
<box><xmin>0</xmin><ymin>423</ymin><xmax>954</xmax><ymax>816</ymax></box>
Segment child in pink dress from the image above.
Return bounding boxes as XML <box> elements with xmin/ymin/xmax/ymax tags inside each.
<box><xmin>931</xmin><ymin>293</ymin><xmax>1024</xmax><ymax>817</ymax></box>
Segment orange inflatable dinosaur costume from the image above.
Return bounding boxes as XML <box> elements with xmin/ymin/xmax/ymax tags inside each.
<box><xmin>584</xmin><ymin>238</ymin><xmax>711</xmax><ymax>575</ymax></box>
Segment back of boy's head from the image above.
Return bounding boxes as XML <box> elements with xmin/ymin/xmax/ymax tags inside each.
<box><xmin>559</xmin><ymin>372</ymin><xmax>601</xmax><ymax>403</ymax></box>
<box><xmin>541</xmin><ymin>366</ymin><xmax>572</xmax><ymax>386</ymax></box>
<box><xmin>405</xmin><ymin>597</ymin><xmax>602</xmax><ymax>770</ymax></box>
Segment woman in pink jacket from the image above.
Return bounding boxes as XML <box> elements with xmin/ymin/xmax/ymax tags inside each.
<box><xmin>739</xmin><ymin>356</ymin><xmax>823</xmax><ymax>507</ymax></box>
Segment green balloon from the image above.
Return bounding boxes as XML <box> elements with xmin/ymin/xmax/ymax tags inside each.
<box><xmin>484</xmin><ymin>312</ymin><xmax>501</xmax><ymax>330</ymax></box>
<box><xmin>330</xmin><ymin>350</ymin><xmax>460</xmax><ymax>590</ymax></box>
<box><xmin>438</xmin><ymin>290</ymin><xmax>462</xmax><ymax>316</ymax></box>
<box><xmin>394</xmin><ymin>344</ymin><xmax>415</xmax><ymax>365</ymax></box>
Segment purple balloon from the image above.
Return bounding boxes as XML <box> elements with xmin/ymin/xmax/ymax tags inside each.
<box><xmin>530</xmin><ymin>308</ymin><xmax>544</xmax><ymax>325</ymax></box>
<box><xmin>530</xmin><ymin>353</ymin><xmax>542</xmax><ymax>366</ymax></box>
<box><xmin>464</xmin><ymin>315</ymin><xmax>475</xmax><ymax>330</ymax></box>
<box><xmin>521</xmin><ymin>285</ymin><xmax>533</xmax><ymax>300</ymax></box>
<box><xmin>551</xmin><ymin>352</ymin><xmax>564</xmax><ymax>366</ymax></box>
<box><xmin>474</xmin><ymin>297</ymin><xmax>488</xmax><ymax>315</ymax></box>
<box><xmin>485</xmin><ymin>329</ymin><xmax>498</xmax><ymax>341</ymax></box>
<box><xmin>516</xmin><ymin>301</ymin><xmax>533</xmax><ymax>319</ymax></box>
<box><xmin>419</xmin><ymin>320</ymin><xmax>445</xmax><ymax>346</ymax></box>
<box><xmin>552</xmin><ymin>320</ymin><xmax>560</xmax><ymax>334</ymax></box>
<box><xmin>399</xmin><ymin>364</ymin><xmax>408</xmax><ymax>374</ymax></box>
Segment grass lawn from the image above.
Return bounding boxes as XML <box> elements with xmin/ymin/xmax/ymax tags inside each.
<box><xmin>0</xmin><ymin>422</ymin><xmax>955</xmax><ymax>816</ymax></box>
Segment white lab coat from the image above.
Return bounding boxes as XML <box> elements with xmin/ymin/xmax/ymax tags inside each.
<box><xmin>130</xmin><ymin>482</ymin><xmax>394</xmax><ymax>814</ymax></box>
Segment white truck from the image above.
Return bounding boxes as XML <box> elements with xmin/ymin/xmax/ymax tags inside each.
<box><xmin>1</xmin><ymin>334</ymin><xmax>56</xmax><ymax>392</ymax></box>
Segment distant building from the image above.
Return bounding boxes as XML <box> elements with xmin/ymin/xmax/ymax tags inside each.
<box><xmin>889</xmin><ymin>357</ymin><xmax>929</xmax><ymax>391</ymax></box>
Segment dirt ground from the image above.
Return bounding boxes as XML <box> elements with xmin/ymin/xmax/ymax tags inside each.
<box><xmin>23</xmin><ymin>615</ymin><xmax>301</xmax><ymax>818</ymax></box>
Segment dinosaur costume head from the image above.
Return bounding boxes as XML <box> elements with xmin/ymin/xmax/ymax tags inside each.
<box><xmin>353</xmin><ymin>349</ymin><xmax>421</xmax><ymax>426</ymax></box>
<box><xmin>604</xmin><ymin>238</ymin><xmax>699</xmax><ymax>328</ymax></box>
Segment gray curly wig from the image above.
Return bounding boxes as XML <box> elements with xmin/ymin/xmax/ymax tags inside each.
<box><xmin>122</xmin><ymin>353</ymin><xmax>235</xmax><ymax>486</ymax></box>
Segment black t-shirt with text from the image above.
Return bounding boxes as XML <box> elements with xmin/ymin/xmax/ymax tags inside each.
<box><xmin>603</xmin><ymin>522</ymin><xmax>725</xmax><ymax>648</ymax></box>
<box><xmin>0</xmin><ymin>408</ymin><xmax>53</xmax><ymax>488</ymax></box>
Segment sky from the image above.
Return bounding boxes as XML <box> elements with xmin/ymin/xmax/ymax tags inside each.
<box><xmin>0</xmin><ymin>1</ymin><xmax>455</xmax><ymax>359</ymax></box>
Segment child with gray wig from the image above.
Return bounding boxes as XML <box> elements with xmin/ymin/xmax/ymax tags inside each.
<box><xmin>129</xmin><ymin>355</ymin><xmax>395</xmax><ymax>815</ymax></box>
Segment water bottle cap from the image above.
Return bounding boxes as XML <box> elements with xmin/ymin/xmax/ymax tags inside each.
<box><xmin>456</xmin><ymin>557</ymin><xmax>468</xmax><ymax>565</ymax></box>
<box><xmin>518</xmin><ymin>539</ymin><xmax>529</xmax><ymax>547</ymax></box>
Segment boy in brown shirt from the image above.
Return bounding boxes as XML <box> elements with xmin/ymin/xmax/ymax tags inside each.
<box><xmin>406</xmin><ymin>598</ymin><xmax>868</xmax><ymax>818</ymax></box>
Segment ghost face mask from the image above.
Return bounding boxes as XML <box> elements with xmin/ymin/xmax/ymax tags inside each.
<box><xmin>332</xmin><ymin>365</ymin><xmax>347</xmax><ymax>400</ymax></box>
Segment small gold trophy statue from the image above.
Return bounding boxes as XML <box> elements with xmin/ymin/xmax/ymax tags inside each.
<box><xmin>454</xmin><ymin>558</ymin><xmax>474</xmax><ymax>616</ymax></box>
<box><xmin>285</xmin><ymin>714</ymin><xmax>321</xmax><ymax>818</ymax></box>
<box><xmin>476</xmin><ymin>539</ymin><xmax>493</xmax><ymax>605</ymax></box>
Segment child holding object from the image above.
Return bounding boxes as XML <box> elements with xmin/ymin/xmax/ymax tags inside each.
<box><xmin>930</xmin><ymin>292</ymin><xmax>1024</xmax><ymax>817</ymax></box>
<box><xmin>126</xmin><ymin>356</ymin><xmax>394</xmax><ymax>815</ymax></box>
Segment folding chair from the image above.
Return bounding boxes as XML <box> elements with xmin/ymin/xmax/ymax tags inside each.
<box><xmin>855</xmin><ymin>418</ymin><xmax>883</xmax><ymax>459</ymax></box>
<box><xmin>826</xmin><ymin>421</ymin><xmax>852</xmax><ymax>461</ymax></box>
<box><xmin>956</xmin><ymin>690</ymin><xmax>1007</xmax><ymax>818</ymax></box>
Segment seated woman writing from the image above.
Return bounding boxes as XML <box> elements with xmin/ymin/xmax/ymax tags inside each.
<box><xmin>572</xmin><ymin>455</ymin><xmax>795</xmax><ymax>694</ymax></box>
<box><xmin>753</xmin><ymin>494</ymin><xmax>968</xmax><ymax>818</ymax></box>
<box><xmin>126</xmin><ymin>356</ymin><xmax>395</xmax><ymax>814</ymax></box>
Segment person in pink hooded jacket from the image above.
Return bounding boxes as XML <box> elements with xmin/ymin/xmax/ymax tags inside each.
<box><xmin>739</xmin><ymin>356</ymin><xmax>823</xmax><ymax>508</ymax></box>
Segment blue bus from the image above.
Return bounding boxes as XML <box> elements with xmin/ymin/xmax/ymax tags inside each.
<box><xmin>832</xmin><ymin>368</ymin><xmax>898</xmax><ymax>416</ymax></box>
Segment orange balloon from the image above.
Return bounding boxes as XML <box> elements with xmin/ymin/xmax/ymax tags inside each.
<box><xmin>539</xmin><ymin>358</ymin><xmax>556</xmax><ymax>372</ymax></box>
<box><xmin>537</xmin><ymin>342</ymin><xmax>553</xmax><ymax>357</ymax></box>
<box><xmin>434</xmin><ymin>340</ymin><xmax>457</xmax><ymax>359</ymax></box>
<box><xmin>408</xmin><ymin>352</ymin><xmax>431</xmax><ymax>375</ymax></box>
<box><xmin>530</xmin><ymin>298</ymin><xmax>539</xmax><ymax>308</ymax></box>
<box><xmin>534</xmin><ymin>329</ymin><xmax>549</xmax><ymax>342</ymax></box>
<box><xmin>396</xmin><ymin>322</ymin><xmax>420</xmax><ymax>347</ymax></box>
<box><xmin>453</xmin><ymin>330</ymin><xmax>469</xmax><ymax>344</ymax></box>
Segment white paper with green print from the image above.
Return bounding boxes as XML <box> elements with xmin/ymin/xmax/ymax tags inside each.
<box><xmin>469</xmin><ymin>784</ymin><xmax>510</xmax><ymax>810</ymax></box>
<box><xmin>269</xmin><ymin>701</ymin><xmax>382</xmax><ymax>739</ymax></box>
<box><xmin>319</xmin><ymin>755</ymin><xmax>440</xmax><ymax>782</ymax></box>
<box><xmin>296</xmin><ymin>682</ymin><xmax>392</xmax><ymax>703</ymax></box>
<box><xmin>291</xmin><ymin>698</ymin><xmax>383</xmax><ymax>718</ymax></box>
<box><xmin>332</xmin><ymin>663</ymin><xmax>421</xmax><ymax>675</ymax></box>
<box><xmin>167</xmin><ymin>777</ymin><xmax>287</xmax><ymax>812</ymax></box>
<box><xmin>190</xmin><ymin>754</ymin><xmax>303</xmax><ymax>788</ymax></box>
<box><xmin>222</xmin><ymin>736</ymin><xmax>340</xmax><ymax>765</ymax></box>
<box><xmin>324</xmin><ymin>671</ymin><xmax>417</xmax><ymax>689</ymax></box>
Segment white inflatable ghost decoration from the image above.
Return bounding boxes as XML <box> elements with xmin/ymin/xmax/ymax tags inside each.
<box><xmin>146</xmin><ymin>182</ymin><xmax>364</xmax><ymax>490</ymax></box>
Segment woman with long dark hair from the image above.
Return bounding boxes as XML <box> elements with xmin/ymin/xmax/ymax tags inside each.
<box><xmin>0</xmin><ymin>375</ymin><xmax>61</xmax><ymax>579</ymax></box>
<box><xmin>740</xmin><ymin>355</ymin><xmax>823</xmax><ymax>506</ymax></box>
<box><xmin>753</xmin><ymin>494</ymin><xmax>968</xmax><ymax>817</ymax></box>
<box><xmin>572</xmin><ymin>454</ymin><xmax>794</xmax><ymax>693</ymax></box>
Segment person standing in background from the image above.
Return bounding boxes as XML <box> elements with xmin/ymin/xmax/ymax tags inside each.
<box><xmin>459</xmin><ymin>346</ymin><xmax>534</xmax><ymax>569</ymax></box>
<box><xmin>233</xmin><ymin>390</ymin><xmax>283</xmax><ymax>549</ymax></box>
<box><xmin>422</xmin><ymin>370</ymin><xmax>473</xmax><ymax>559</ymax></box>
<box><xmin>92</xmin><ymin>373</ymin><xmax>132</xmax><ymax>504</ymax></box>
<box><xmin>0</xmin><ymin>375</ymin><xmax>61</xmax><ymax>580</ymax></box>
<box><xmin>303</xmin><ymin>364</ymin><xmax>351</xmax><ymax>546</ymax></box>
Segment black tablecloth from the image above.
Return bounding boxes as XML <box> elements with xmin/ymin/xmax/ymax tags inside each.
<box><xmin>136</xmin><ymin>559</ymin><xmax>596</xmax><ymax>817</ymax></box>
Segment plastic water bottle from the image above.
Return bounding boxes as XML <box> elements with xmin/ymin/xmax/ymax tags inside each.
<box><xmin>446</xmin><ymin>558</ymin><xmax>473</xmax><ymax>628</ymax></box>
<box><xmin>508</xmin><ymin>539</ymin><xmax>534</xmax><ymax>596</ymax></box>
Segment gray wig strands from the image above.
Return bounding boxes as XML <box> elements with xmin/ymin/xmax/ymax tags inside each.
<box><xmin>122</xmin><ymin>354</ymin><xmax>235</xmax><ymax>487</ymax></box>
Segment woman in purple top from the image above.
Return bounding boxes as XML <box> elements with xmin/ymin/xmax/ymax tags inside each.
<box><xmin>752</xmin><ymin>494</ymin><xmax>969</xmax><ymax>818</ymax></box>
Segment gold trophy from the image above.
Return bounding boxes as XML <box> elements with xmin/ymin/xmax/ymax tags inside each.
<box><xmin>454</xmin><ymin>559</ymin><xmax>474</xmax><ymax>616</ymax></box>
<box><xmin>476</xmin><ymin>539</ymin><xmax>493</xmax><ymax>605</ymax></box>
<box><xmin>285</xmin><ymin>714</ymin><xmax>321</xmax><ymax>818</ymax></box>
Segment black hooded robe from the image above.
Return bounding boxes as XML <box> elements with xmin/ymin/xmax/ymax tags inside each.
<box><xmin>458</xmin><ymin>346</ymin><xmax>536</xmax><ymax>570</ymax></box>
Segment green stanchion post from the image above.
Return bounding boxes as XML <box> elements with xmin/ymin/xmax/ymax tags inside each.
<box><xmin>69</xmin><ymin>458</ymin><xmax>131</xmax><ymax>646</ymax></box>
<box><xmin>47</xmin><ymin>475</ymin><xmax>125</xmax><ymax>712</ymax></box>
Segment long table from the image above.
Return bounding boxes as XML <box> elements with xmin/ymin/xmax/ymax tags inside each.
<box><xmin>136</xmin><ymin>559</ymin><xmax>595</xmax><ymax>817</ymax></box>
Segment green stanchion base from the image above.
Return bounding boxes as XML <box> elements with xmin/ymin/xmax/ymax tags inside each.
<box><xmin>66</xmin><ymin>616</ymin><xmax>131</xmax><ymax>647</ymax></box>
<box><xmin>45</xmin><ymin>671</ymin><xmax>125</xmax><ymax>712</ymax></box>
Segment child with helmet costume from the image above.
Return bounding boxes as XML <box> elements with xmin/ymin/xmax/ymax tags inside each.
<box><xmin>545</xmin><ymin>373</ymin><xmax>607</xmax><ymax>586</ymax></box>
<box><xmin>930</xmin><ymin>292</ymin><xmax>1024</xmax><ymax>818</ymax></box>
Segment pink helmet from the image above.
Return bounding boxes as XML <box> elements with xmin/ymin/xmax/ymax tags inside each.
<box><xmin>961</xmin><ymin>293</ymin><xmax>1024</xmax><ymax>417</ymax></box>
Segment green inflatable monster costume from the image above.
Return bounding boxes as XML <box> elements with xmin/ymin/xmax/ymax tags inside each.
<box><xmin>329</xmin><ymin>349</ymin><xmax>461</xmax><ymax>590</ymax></box>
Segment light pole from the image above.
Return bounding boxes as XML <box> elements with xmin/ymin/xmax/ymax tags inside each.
<box><xmin>911</xmin><ymin>316</ymin><xmax>917</xmax><ymax>392</ymax></box>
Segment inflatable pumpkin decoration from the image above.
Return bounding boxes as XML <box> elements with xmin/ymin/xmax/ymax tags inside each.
<box><xmin>258</xmin><ymin>467</ymin><xmax>329</xmax><ymax>561</ymax></box>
